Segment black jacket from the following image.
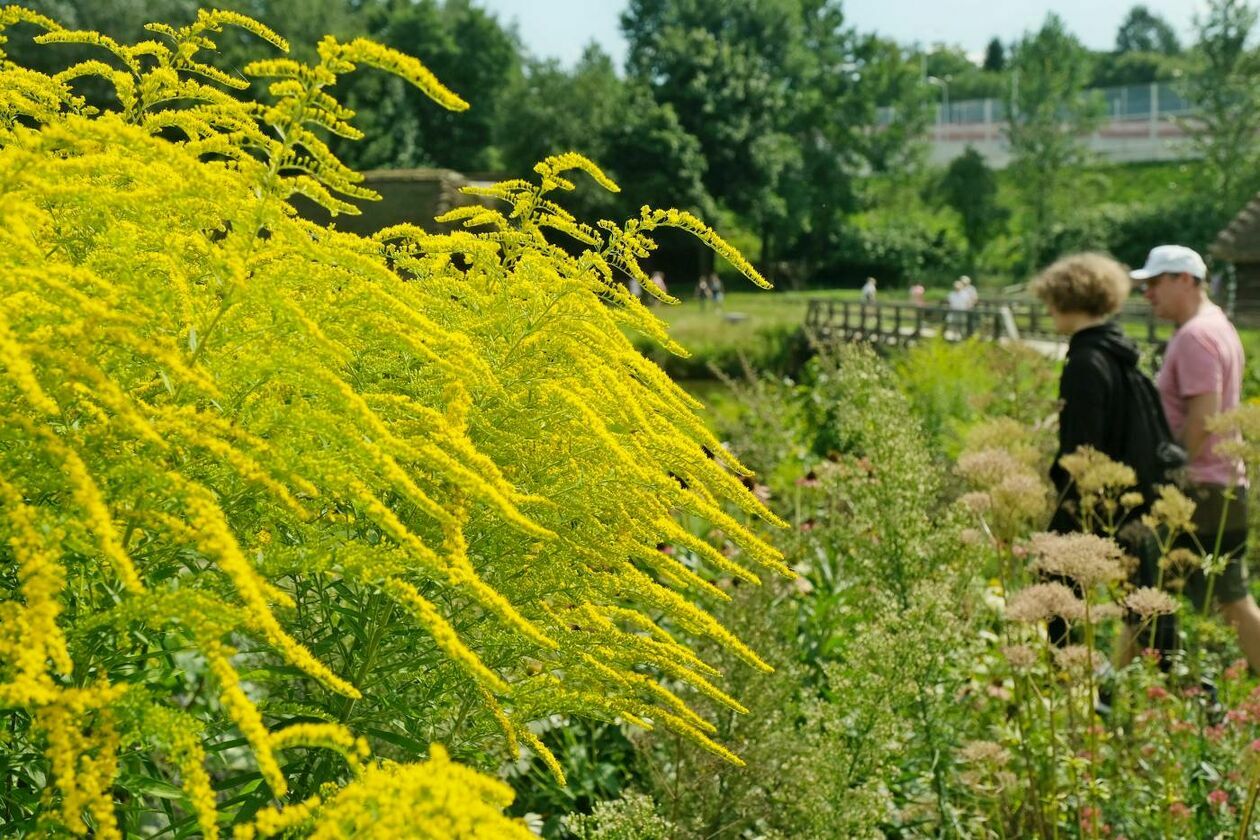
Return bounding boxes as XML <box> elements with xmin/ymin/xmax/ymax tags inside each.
<box><xmin>1048</xmin><ymin>321</ymin><xmax>1142</xmax><ymax>533</ymax></box>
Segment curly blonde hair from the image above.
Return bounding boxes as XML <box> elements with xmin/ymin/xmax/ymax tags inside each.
<box><xmin>1030</xmin><ymin>253</ymin><xmax>1131</xmax><ymax>317</ymax></box>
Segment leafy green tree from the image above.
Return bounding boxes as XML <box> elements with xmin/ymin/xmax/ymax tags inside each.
<box><xmin>1183</xmin><ymin>0</ymin><xmax>1260</xmax><ymax>213</ymax></box>
<box><xmin>938</xmin><ymin>147</ymin><xmax>1008</xmax><ymax>264</ymax></box>
<box><xmin>621</xmin><ymin>0</ymin><xmax>806</xmax><ymax>265</ymax></box>
<box><xmin>983</xmin><ymin>37</ymin><xmax>1006</xmax><ymax>72</ymax></box>
<box><xmin>331</xmin><ymin>0</ymin><xmax>521</xmax><ymax>172</ymax></box>
<box><xmin>920</xmin><ymin>43</ymin><xmax>1005</xmax><ymax>100</ymax></box>
<box><xmin>622</xmin><ymin>0</ymin><xmax>927</xmax><ymax>280</ymax></box>
<box><xmin>1116</xmin><ymin>5</ymin><xmax>1182</xmax><ymax>54</ymax></box>
<box><xmin>1091</xmin><ymin>49</ymin><xmax>1189</xmax><ymax>86</ymax></box>
<box><xmin>496</xmin><ymin>47</ymin><xmax>712</xmax><ymax>221</ymax></box>
<box><xmin>1004</xmin><ymin>13</ymin><xmax>1101</xmax><ymax>268</ymax></box>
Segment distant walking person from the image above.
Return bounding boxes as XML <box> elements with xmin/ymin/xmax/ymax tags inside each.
<box><xmin>646</xmin><ymin>270</ymin><xmax>667</xmax><ymax>306</ymax></box>
<box><xmin>708</xmin><ymin>272</ymin><xmax>724</xmax><ymax>307</ymax></box>
<box><xmin>960</xmin><ymin>275</ymin><xmax>979</xmax><ymax>309</ymax></box>
<box><xmin>909</xmin><ymin>282</ymin><xmax>925</xmax><ymax>307</ymax></box>
<box><xmin>1133</xmin><ymin>244</ymin><xmax>1260</xmax><ymax>670</ymax></box>
<box><xmin>861</xmin><ymin>276</ymin><xmax>877</xmax><ymax>303</ymax></box>
<box><xmin>947</xmin><ymin>280</ymin><xmax>970</xmax><ymax>338</ymax></box>
<box><xmin>696</xmin><ymin>275</ymin><xmax>713</xmax><ymax>310</ymax></box>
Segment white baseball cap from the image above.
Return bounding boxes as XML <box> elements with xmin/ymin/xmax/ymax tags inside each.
<box><xmin>1129</xmin><ymin>245</ymin><xmax>1206</xmax><ymax>281</ymax></box>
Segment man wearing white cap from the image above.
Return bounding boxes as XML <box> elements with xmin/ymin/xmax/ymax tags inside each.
<box><xmin>1132</xmin><ymin>244</ymin><xmax>1260</xmax><ymax>669</ymax></box>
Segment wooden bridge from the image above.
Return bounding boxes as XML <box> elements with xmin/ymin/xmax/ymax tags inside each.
<box><xmin>804</xmin><ymin>298</ymin><xmax>1172</xmax><ymax>352</ymax></box>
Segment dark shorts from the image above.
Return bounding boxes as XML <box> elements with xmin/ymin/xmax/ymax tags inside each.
<box><xmin>1179</xmin><ymin>484</ymin><xmax>1249</xmax><ymax>609</ymax></box>
<box><xmin>1124</xmin><ymin>484</ymin><xmax>1250</xmax><ymax>618</ymax></box>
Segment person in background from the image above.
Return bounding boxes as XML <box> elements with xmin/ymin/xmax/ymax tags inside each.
<box><xmin>648</xmin><ymin>270</ymin><xmax>667</xmax><ymax>306</ymax></box>
<box><xmin>1030</xmin><ymin>253</ymin><xmax>1168</xmax><ymax>655</ymax></box>
<box><xmin>909</xmin><ymin>282</ymin><xmax>926</xmax><ymax>307</ymax></box>
<box><xmin>708</xmin><ymin>271</ymin><xmax>724</xmax><ymax>308</ymax></box>
<box><xmin>696</xmin><ymin>275</ymin><xmax>712</xmax><ymax>310</ymax></box>
<box><xmin>1133</xmin><ymin>244</ymin><xmax>1260</xmax><ymax>671</ymax></box>
<box><xmin>946</xmin><ymin>279</ymin><xmax>970</xmax><ymax>338</ymax></box>
<box><xmin>861</xmin><ymin>276</ymin><xmax>877</xmax><ymax>303</ymax></box>
<box><xmin>960</xmin><ymin>275</ymin><xmax>979</xmax><ymax>309</ymax></box>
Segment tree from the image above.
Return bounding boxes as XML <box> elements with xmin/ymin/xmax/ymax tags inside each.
<box><xmin>983</xmin><ymin>37</ymin><xmax>1006</xmax><ymax>72</ymax></box>
<box><xmin>621</xmin><ymin>0</ymin><xmax>927</xmax><ymax>280</ymax></box>
<box><xmin>331</xmin><ymin>0</ymin><xmax>522</xmax><ymax>172</ymax></box>
<box><xmin>1091</xmin><ymin>50</ymin><xmax>1189</xmax><ymax>86</ymax></box>
<box><xmin>621</xmin><ymin>0</ymin><xmax>808</xmax><ymax>267</ymax></box>
<box><xmin>496</xmin><ymin>47</ymin><xmax>713</xmax><ymax>221</ymax></box>
<box><xmin>1183</xmin><ymin>0</ymin><xmax>1260</xmax><ymax>213</ymax></box>
<box><xmin>1116</xmin><ymin>5</ymin><xmax>1182</xmax><ymax>54</ymax></box>
<box><xmin>938</xmin><ymin>147</ymin><xmax>1008</xmax><ymax>264</ymax></box>
<box><xmin>1004</xmin><ymin>13</ymin><xmax>1102</xmax><ymax>268</ymax></box>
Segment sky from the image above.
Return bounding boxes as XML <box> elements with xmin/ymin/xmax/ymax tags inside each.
<box><xmin>479</xmin><ymin>0</ymin><xmax>1207</xmax><ymax>69</ymax></box>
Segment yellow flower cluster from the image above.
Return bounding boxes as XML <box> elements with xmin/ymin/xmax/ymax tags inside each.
<box><xmin>307</xmin><ymin>747</ymin><xmax>534</xmax><ymax>840</ymax></box>
<box><xmin>0</xmin><ymin>7</ymin><xmax>780</xmax><ymax>838</ymax></box>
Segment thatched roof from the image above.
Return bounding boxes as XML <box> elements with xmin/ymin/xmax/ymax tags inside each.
<box><xmin>1212</xmin><ymin>192</ymin><xmax>1260</xmax><ymax>262</ymax></box>
<box><xmin>293</xmin><ymin>168</ymin><xmax>507</xmax><ymax>236</ymax></box>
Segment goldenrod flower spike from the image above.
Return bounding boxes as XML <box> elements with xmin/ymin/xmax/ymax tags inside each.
<box><xmin>0</xmin><ymin>8</ymin><xmax>781</xmax><ymax>833</ymax></box>
<box><xmin>330</xmin><ymin>37</ymin><xmax>469</xmax><ymax>112</ymax></box>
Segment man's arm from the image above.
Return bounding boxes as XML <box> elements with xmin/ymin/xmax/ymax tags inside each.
<box><xmin>1180</xmin><ymin>390</ymin><xmax>1221</xmax><ymax>462</ymax></box>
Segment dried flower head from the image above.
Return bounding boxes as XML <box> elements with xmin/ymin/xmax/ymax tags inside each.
<box><xmin>957</xmin><ymin>449</ymin><xmax>1023</xmax><ymax>489</ymax></box>
<box><xmin>962</xmin><ymin>419</ymin><xmax>1042</xmax><ymax>468</ymax></box>
<box><xmin>959</xmin><ymin>491</ymin><xmax>992</xmax><ymax>514</ymax></box>
<box><xmin>1052</xmin><ymin>644</ymin><xmax>1105</xmax><ymax>675</ymax></box>
<box><xmin>1005</xmin><ymin>582</ymin><xmax>1087</xmax><ymax>624</ymax></box>
<box><xmin>991</xmin><ymin>473</ymin><xmax>1049</xmax><ymax>515</ymax></box>
<box><xmin>1124</xmin><ymin>587</ymin><xmax>1179</xmax><ymax>619</ymax></box>
<box><xmin>1160</xmin><ymin>547</ymin><xmax>1200</xmax><ymax>573</ymax></box>
<box><xmin>1058</xmin><ymin>446</ymin><xmax>1137</xmax><ymax>497</ymax></box>
<box><xmin>1028</xmin><ymin>532</ymin><xmax>1125</xmax><ymax>589</ymax></box>
<box><xmin>1143</xmin><ymin>485</ymin><xmax>1197</xmax><ymax>534</ymax></box>
<box><xmin>1089</xmin><ymin>603</ymin><xmax>1124</xmax><ymax>622</ymax></box>
<box><xmin>1002</xmin><ymin>644</ymin><xmax>1038</xmax><ymax>670</ymax></box>
<box><xmin>1120</xmin><ymin>491</ymin><xmax>1144</xmax><ymax>509</ymax></box>
<box><xmin>959</xmin><ymin>740</ymin><xmax>1011</xmax><ymax>766</ymax></box>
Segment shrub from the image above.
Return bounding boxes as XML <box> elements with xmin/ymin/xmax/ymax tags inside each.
<box><xmin>0</xmin><ymin>8</ymin><xmax>780</xmax><ymax>837</ymax></box>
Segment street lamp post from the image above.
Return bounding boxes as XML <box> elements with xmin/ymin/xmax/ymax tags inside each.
<box><xmin>927</xmin><ymin>75</ymin><xmax>950</xmax><ymax>131</ymax></box>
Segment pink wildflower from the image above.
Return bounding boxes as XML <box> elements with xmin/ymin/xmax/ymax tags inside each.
<box><xmin>1225</xmin><ymin>658</ymin><xmax>1248</xmax><ymax>681</ymax></box>
<box><xmin>795</xmin><ymin>470</ymin><xmax>820</xmax><ymax>488</ymax></box>
<box><xmin>1208</xmin><ymin>789</ymin><xmax>1229</xmax><ymax>807</ymax></box>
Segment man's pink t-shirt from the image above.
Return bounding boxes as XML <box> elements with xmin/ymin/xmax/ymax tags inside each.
<box><xmin>1157</xmin><ymin>303</ymin><xmax>1247</xmax><ymax>487</ymax></box>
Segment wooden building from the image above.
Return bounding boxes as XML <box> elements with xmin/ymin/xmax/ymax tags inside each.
<box><xmin>293</xmin><ymin>168</ymin><xmax>480</xmax><ymax>235</ymax></box>
<box><xmin>1211</xmin><ymin>192</ymin><xmax>1260</xmax><ymax>316</ymax></box>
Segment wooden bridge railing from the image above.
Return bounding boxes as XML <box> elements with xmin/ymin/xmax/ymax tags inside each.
<box><xmin>804</xmin><ymin>298</ymin><xmax>1172</xmax><ymax>347</ymax></box>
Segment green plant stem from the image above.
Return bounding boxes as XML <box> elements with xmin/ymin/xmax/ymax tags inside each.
<box><xmin>1238</xmin><ymin>769</ymin><xmax>1260</xmax><ymax>840</ymax></box>
<box><xmin>1083</xmin><ymin>598</ymin><xmax>1100</xmax><ymax>840</ymax></box>
<box><xmin>1042</xmin><ymin>634</ymin><xmax>1060</xmax><ymax>840</ymax></box>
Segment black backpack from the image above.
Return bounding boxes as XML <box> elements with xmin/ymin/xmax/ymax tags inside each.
<box><xmin>1117</xmin><ymin>364</ymin><xmax>1187</xmax><ymax>503</ymax></box>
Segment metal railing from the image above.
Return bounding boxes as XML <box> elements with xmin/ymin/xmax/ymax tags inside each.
<box><xmin>876</xmin><ymin>81</ymin><xmax>1194</xmax><ymax>129</ymax></box>
<box><xmin>804</xmin><ymin>298</ymin><xmax>1172</xmax><ymax>347</ymax></box>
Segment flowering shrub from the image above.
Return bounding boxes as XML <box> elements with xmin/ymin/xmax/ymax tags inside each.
<box><xmin>0</xmin><ymin>7</ymin><xmax>781</xmax><ymax>837</ymax></box>
<box><xmin>954</xmin><ymin>411</ymin><xmax>1260</xmax><ymax>837</ymax></box>
<box><xmin>563</xmin><ymin>341</ymin><xmax>1260</xmax><ymax>839</ymax></box>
